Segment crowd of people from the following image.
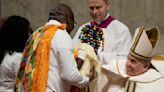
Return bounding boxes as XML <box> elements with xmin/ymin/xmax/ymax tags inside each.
<box><xmin>0</xmin><ymin>0</ymin><xmax>164</xmax><ymax>92</ymax></box>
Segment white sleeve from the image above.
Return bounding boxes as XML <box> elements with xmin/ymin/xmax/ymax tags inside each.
<box><xmin>116</xmin><ymin>27</ymin><xmax>132</xmax><ymax>57</ymax></box>
<box><xmin>101</xmin><ymin>59</ymin><xmax>127</xmax><ymax>77</ymax></box>
<box><xmin>12</xmin><ymin>53</ymin><xmax>22</xmax><ymax>76</ymax></box>
<box><xmin>55</xmin><ymin>30</ymin><xmax>89</xmax><ymax>86</ymax></box>
<box><xmin>100</xmin><ymin>24</ymin><xmax>132</xmax><ymax>65</ymax></box>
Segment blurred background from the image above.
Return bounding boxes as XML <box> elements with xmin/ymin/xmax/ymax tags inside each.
<box><xmin>0</xmin><ymin>0</ymin><xmax>164</xmax><ymax>54</ymax></box>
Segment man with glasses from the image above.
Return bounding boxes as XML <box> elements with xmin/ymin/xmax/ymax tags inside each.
<box><xmin>14</xmin><ymin>3</ymin><xmax>94</xmax><ymax>92</ymax></box>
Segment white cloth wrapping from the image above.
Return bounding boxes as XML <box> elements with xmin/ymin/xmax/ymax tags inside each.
<box><xmin>76</xmin><ymin>43</ymin><xmax>101</xmax><ymax>92</ymax></box>
<box><xmin>77</xmin><ymin>43</ymin><xmax>100</xmax><ymax>76</ymax></box>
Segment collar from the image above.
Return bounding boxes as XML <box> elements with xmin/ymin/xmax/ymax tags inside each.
<box><xmin>45</xmin><ymin>20</ymin><xmax>61</xmax><ymax>26</ymax></box>
<box><xmin>91</xmin><ymin>14</ymin><xmax>114</xmax><ymax>28</ymax></box>
<box><xmin>129</xmin><ymin>69</ymin><xmax>163</xmax><ymax>83</ymax></box>
<box><xmin>103</xmin><ymin>13</ymin><xmax>110</xmax><ymax>21</ymax></box>
<box><xmin>151</xmin><ymin>59</ymin><xmax>164</xmax><ymax>76</ymax></box>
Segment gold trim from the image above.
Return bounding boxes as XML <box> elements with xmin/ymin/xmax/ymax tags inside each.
<box><xmin>125</xmin><ymin>80</ymin><xmax>130</xmax><ymax>92</ymax></box>
<box><xmin>153</xmin><ymin>54</ymin><xmax>164</xmax><ymax>60</ymax></box>
<box><xmin>116</xmin><ymin>59</ymin><xmax>121</xmax><ymax>75</ymax></box>
<box><xmin>129</xmin><ymin>51</ymin><xmax>152</xmax><ymax>61</ymax></box>
<box><xmin>125</xmin><ymin>80</ymin><xmax>136</xmax><ymax>92</ymax></box>
<box><xmin>129</xmin><ymin>81</ymin><xmax>136</xmax><ymax>92</ymax></box>
<box><xmin>131</xmin><ymin>26</ymin><xmax>144</xmax><ymax>51</ymax></box>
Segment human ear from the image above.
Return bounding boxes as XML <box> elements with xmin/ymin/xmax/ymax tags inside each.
<box><xmin>143</xmin><ymin>62</ymin><xmax>150</xmax><ymax>71</ymax></box>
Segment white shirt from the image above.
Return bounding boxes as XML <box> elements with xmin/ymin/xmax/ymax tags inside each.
<box><xmin>0</xmin><ymin>52</ymin><xmax>22</xmax><ymax>92</ymax></box>
<box><xmin>46</xmin><ymin>20</ymin><xmax>89</xmax><ymax>92</ymax></box>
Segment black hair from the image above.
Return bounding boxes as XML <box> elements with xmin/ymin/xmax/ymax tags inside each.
<box><xmin>0</xmin><ymin>16</ymin><xmax>4</xmax><ymax>30</ymax></box>
<box><xmin>48</xmin><ymin>3</ymin><xmax>75</xmax><ymax>33</ymax></box>
<box><xmin>48</xmin><ymin>3</ymin><xmax>74</xmax><ymax>21</ymax></box>
<box><xmin>0</xmin><ymin>15</ymin><xmax>31</xmax><ymax>64</ymax></box>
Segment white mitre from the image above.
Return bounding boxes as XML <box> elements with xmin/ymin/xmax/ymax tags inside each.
<box><xmin>129</xmin><ymin>26</ymin><xmax>159</xmax><ymax>61</ymax></box>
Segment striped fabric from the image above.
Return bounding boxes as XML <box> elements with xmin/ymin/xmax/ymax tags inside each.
<box><xmin>14</xmin><ymin>24</ymin><xmax>66</xmax><ymax>92</ymax></box>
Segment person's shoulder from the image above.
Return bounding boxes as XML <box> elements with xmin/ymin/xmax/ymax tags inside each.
<box><xmin>111</xmin><ymin>20</ymin><xmax>128</xmax><ymax>29</ymax></box>
<box><xmin>11</xmin><ymin>52</ymin><xmax>22</xmax><ymax>64</ymax></box>
<box><xmin>110</xmin><ymin>20</ymin><xmax>130</xmax><ymax>33</ymax></box>
<box><xmin>10</xmin><ymin>52</ymin><xmax>22</xmax><ymax>61</ymax></box>
<box><xmin>53</xmin><ymin>29</ymin><xmax>73</xmax><ymax>48</ymax></box>
<box><xmin>2</xmin><ymin>52</ymin><xmax>22</xmax><ymax>66</ymax></box>
<box><xmin>12</xmin><ymin>52</ymin><xmax>22</xmax><ymax>57</ymax></box>
<box><xmin>4</xmin><ymin>52</ymin><xmax>22</xmax><ymax>60</ymax></box>
<box><xmin>55</xmin><ymin>29</ymin><xmax>71</xmax><ymax>41</ymax></box>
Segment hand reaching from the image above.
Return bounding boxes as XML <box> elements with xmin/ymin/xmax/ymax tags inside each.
<box><xmin>87</xmin><ymin>66</ymin><xmax>97</xmax><ymax>82</ymax></box>
<box><xmin>76</xmin><ymin>58</ymin><xmax>84</xmax><ymax>70</ymax></box>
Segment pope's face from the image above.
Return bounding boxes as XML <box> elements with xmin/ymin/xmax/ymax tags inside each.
<box><xmin>126</xmin><ymin>55</ymin><xmax>149</xmax><ymax>76</ymax></box>
<box><xmin>88</xmin><ymin>0</ymin><xmax>110</xmax><ymax>23</ymax></box>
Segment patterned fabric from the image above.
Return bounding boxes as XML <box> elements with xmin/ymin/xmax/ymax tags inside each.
<box><xmin>79</xmin><ymin>23</ymin><xmax>104</xmax><ymax>54</ymax></box>
<box><xmin>14</xmin><ymin>24</ymin><xmax>66</xmax><ymax>92</ymax></box>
